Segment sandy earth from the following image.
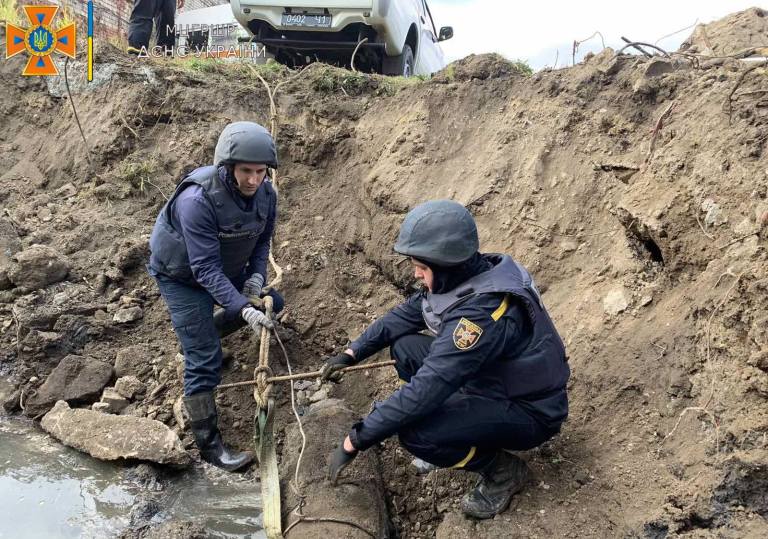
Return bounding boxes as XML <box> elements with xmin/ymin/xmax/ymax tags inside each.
<box><xmin>1</xmin><ymin>7</ymin><xmax>768</xmax><ymax>538</ymax></box>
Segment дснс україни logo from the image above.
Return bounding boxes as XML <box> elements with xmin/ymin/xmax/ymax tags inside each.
<box><xmin>5</xmin><ymin>5</ymin><xmax>76</xmax><ymax>76</ymax></box>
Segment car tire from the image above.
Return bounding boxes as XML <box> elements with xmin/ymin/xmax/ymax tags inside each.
<box><xmin>383</xmin><ymin>44</ymin><xmax>415</xmax><ymax>77</ymax></box>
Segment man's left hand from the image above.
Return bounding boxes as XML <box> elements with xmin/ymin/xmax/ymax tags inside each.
<box><xmin>328</xmin><ymin>435</ymin><xmax>358</xmax><ymax>485</ymax></box>
<box><xmin>243</xmin><ymin>273</ymin><xmax>265</xmax><ymax>298</ymax></box>
<box><xmin>177</xmin><ymin>0</ymin><xmax>185</xmax><ymax>9</ymax></box>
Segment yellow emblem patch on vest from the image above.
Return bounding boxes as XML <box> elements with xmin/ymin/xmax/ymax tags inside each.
<box><xmin>453</xmin><ymin>318</ymin><xmax>483</xmax><ymax>350</ymax></box>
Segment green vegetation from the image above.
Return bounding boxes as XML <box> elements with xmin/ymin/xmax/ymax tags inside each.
<box><xmin>510</xmin><ymin>59</ymin><xmax>534</xmax><ymax>76</ymax></box>
<box><xmin>117</xmin><ymin>158</ymin><xmax>159</xmax><ymax>196</ymax></box>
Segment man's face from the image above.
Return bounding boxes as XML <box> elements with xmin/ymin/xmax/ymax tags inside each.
<box><xmin>232</xmin><ymin>162</ymin><xmax>268</xmax><ymax>197</ymax></box>
<box><xmin>411</xmin><ymin>258</ymin><xmax>434</xmax><ymax>292</ymax></box>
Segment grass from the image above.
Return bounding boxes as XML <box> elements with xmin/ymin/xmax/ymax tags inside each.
<box><xmin>117</xmin><ymin>159</ymin><xmax>159</xmax><ymax>196</ymax></box>
<box><xmin>510</xmin><ymin>59</ymin><xmax>534</xmax><ymax>76</ymax></box>
<box><xmin>0</xmin><ymin>0</ymin><xmax>21</xmax><ymax>25</ymax></box>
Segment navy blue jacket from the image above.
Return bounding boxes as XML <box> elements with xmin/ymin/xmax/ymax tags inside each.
<box><xmin>149</xmin><ymin>166</ymin><xmax>276</xmax><ymax>318</ymax></box>
<box><xmin>348</xmin><ymin>256</ymin><xmax>569</xmax><ymax>451</ymax></box>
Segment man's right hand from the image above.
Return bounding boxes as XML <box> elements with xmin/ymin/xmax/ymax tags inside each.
<box><xmin>319</xmin><ymin>352</ymin><xmax>356</xmax><ymax>382</ymax></box>
<box><xmin>241</xmin><ymin>305</ymin><xmax>274</xmax><ymax>333</ymax></box>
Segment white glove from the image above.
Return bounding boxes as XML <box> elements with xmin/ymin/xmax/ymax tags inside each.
<box><xmin>243</xmin><ymin>273</ymin><xmax>265</xmax><ymax>298</ymax></box>
<box><xmin>241</xmin><ymin>305</ymin><xmax>274</xmax><ymax>332</ymax></box>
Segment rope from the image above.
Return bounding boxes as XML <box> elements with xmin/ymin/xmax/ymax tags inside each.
<box><xmin>254</xmin><ymin>296</ymin><xmax>274</xmax><ymax>410</ymax></box>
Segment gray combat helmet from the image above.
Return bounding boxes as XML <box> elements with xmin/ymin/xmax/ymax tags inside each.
<box><xmin>213</xmin><ymin>121</ymin><xmax>278</xmax><ymax>168</ymax></box>
<box><xmin>394</xmin><ymin>200</ymin><xmax>479</xmax><ymax>266</ymax></box>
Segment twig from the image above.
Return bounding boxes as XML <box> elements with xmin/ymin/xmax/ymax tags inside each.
<box><xmin>119</xmin><ymin>113</ymin><xmax>139</xmax><ymax>139</ymax></box>
<box><xmin>725</xmin><ymin>60</ymin><xmax>768</xmax><ymax>124</ymax></box>
<box><xmin>284</xmin><ymin>516</ymin><xmax>376</xmax><ymax>538</ymax></box>
<box><xmin>144</xmin><ymin>179</ymin><xmax>169</xmax><ymax>201</ymax></box>
<box><xmin>572</xmin><ymin>31</ymin><xmax>605</xmax><ymax>65</ymax></box>
<box><xmin>351</xmin><ymin>38</ymin><xmax>368</xmax><ymax>72</ymax></box>
<box><xmin>718</xmin><ymin>232</ymin><xmax>758</xmax><ymax>250</ymax></box>
<box><xmin>661</xmin><ymin>272</ymin><xmax>744</xmax><ymax>450</ymax></box>
<box><xmin>695</xmin><ymin>195</ymin><xmax>715</xmax><ymax>241</ymax></box>
<box><xmin>654</xmin><ymin>19</ymin><xmax>699</xmax><ymax>46</ymax></box>
<box><xmin>652</xmin><ymin>343</ymin><xmax>667</xmax><ymax>361</ymax></box>
<box><xmin>11</xmin><ymin>306</ymin><xmax>22</xmax><ymax>361</ymax></box>
<box><xmin>64</xmin><ymin>57</ymin><xmax>95</xmax><ymax>172</ymax></box>
<box><xmin>644</xmin><ymin>101</ymin><xmax>677</xmax><ymax>167</ymax></box>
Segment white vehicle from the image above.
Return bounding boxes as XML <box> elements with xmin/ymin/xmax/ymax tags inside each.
<box><xmin>230</xmin><ymin>0</ymin><xmax>453</xmax><ymax>76</ymax></box>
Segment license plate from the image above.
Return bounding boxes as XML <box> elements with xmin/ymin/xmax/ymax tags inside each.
<box><xmin>281</xmin><ymin>13</ymin><xmax>332</xmax><ymax>28</ymax></box>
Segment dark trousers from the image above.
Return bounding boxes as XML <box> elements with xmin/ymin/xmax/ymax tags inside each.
<box><xmin>128</xmin><ymin>0</ymin><xmax>176</xmax><ymax>49</ymax></box>
<box><xmin>154</xmin><ymin>274</ymin><xmax>284</xmax><ymax>396</ymax></box>
<box><xmin>391</xmin><ymin>334</ymin><xmax>558</xmax><ymax>471</ymax></box>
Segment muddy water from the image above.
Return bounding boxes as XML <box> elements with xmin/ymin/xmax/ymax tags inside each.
<box><xmin>0</xmin><ymin>417</ymin><xmax>265</xmax><ymax>538</ymax></box>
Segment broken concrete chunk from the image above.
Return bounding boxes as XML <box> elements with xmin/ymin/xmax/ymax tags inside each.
<box><xmin>115</xmin><ymin>376</ymin><xmax>146</xmax><ymax>400</ymax></box>
<box><xmin>100</xmin><ymin>387</ymin><xmax>129</xmax><ymax>413</ymax></box>
<box><xmin>603</xmin><ymin>288</ymin><xmax>630</xmax><ymax>316</ymax></box>
<box><xmin>24</xmin><ymin>354</ymin><xmax>113</xmax><ymax>417</ymax></box>
<box><xmin>113</xmin><ymin>306</ymin><xmax>144</xmax><ymax>324</ymax></box>
<box><xmin>92</xmin><ymin>401</ymin><xmax>112</xmax><ymax>413</ymax></box>
<box><xmin>41</xmin><ymin>400</ymin><xmax>191</xmax><ymax>466</ymax></box>
<box><xmin>8</xmin><ymin>245</ymin><xmax>70</xmax><ymax>290</ymax></box>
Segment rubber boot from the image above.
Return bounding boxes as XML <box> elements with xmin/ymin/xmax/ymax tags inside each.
<box><xmin>184</xmin><ymin>392</ymin><xmax>253</xmax><ymax>472</ymax></box>
<box><xmin>460</xmin><ymin>452</ymin><xmax>530</xmax><ymax>519</ymax></box>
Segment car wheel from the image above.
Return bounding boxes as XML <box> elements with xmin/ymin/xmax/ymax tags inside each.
<box><xmin>383</xmin><ymin>44</ymin><xmax>415</xmax><ymax>77</ymax></box>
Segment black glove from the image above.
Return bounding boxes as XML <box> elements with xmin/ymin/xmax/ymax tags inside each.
<box><xmin>328</xmin><ymin>442</ymin><xmax>358</xmax><ymax>485</ymax></box>
<box><xmin>319</xmin><ymin>352</ymin><xmax>355</xmax><ymax>382</ymax></box>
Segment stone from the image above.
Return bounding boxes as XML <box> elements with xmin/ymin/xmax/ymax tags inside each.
<box><xmin>309</xmin><ymin>388</ymin><xmax>329</xmax><ymax>403</ymax></box>
<box><xmin>114</xmin><ymin>344</ymin><xmax>153</xmax><ymax>378</ymax></box>
<box><xmin>8</xmin><ymin>245</ymin><xmax>70</xmax><ymax>290</ymax></box>
<box><xmin>603</xmin><ymin>288</ymin><xmax>630</xmax><ymax>316</ymax></box>
<box><xmin>644</xmin><ymin>58</ymin><xmax>677</xmax><ymax>77</ymax></box>
<box><xmin>100</xmin><ymin>388</ymin><xmax>129</xmax><ymax>413</ymax></box>
<box><xmin>41</xmin><ymin>401</ymin><xmax>191</xmax><ymax>466</ymax></box>
<box><xmin>172</xmin><ymin>395</ymin><xmax>187</xmax><ymax>430</ymax></box>
<box><xmin>640</xmin><ymin>295</ymin><xmax>653</xmax><ymax>307</ymax></box>
<box><xmin>0</xmin><ymin>218</ymin><xmax>21</xmax><ymax>281</ymax></box>
<box><xmin>701</xmin><ymin>198</ymin><xmax>727</xmax><ymax>227</ymax></box>
<box><xmin>115</xmin><ymin>376</ymin><xmax>146</xmax><ymax>400</ymax></box>
<box><xmin>24</xmin><ymin>355</ymin><xmax>114</xmax><ymax>417</ymax></box>
<box><xmin>113</xmin><ymin>306</ymin><xmax>144</xmax><ymax>324</ymax></box>
<box><xmin>92</xmin><ymin>402</ymin><xmax>112</xmax><ymax>413</ymax></box>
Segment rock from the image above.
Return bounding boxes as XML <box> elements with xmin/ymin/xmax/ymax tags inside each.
<box><xmin>114</xmin><ymin>344</ymin><xmax>153</xmax><ymax>378</ymax></box>
<box><xmin>24</xmin><ymin>355</ymin><xmax>114</xmax><ymax>417</ymax></box>
<box><xmin>41</xmin><ymin>400</ymin><xmax>191</xmax><ymax>466</ymax></box>
<box><xmin>113</xmin><ymin>306</ymin><xmax>144</xmax><ymax>324</ymax></box>
<box><xmin>644</xmin><ymin>58</ymin><xmax>677</xmax><ymax>77</ymax></box>
<box><xmin>100</xmin><ymin>388</ymin><xmax>129</xmax><ymax>413</ymax></box>
<box><xmin>640</xmin><ymin>295</ymin><xmax>653</xmax><ymax>307</ymax></box>
<box><xmin>308</xmin><ymin>397</ymin><xmax>345</xmax><ymax>415</ymax></box>
<box><xmin>0</xmin><ymin>218</ymin><xmax>21</xmax><ymax>285</ymax></box>
<box><xmin>8</xmin><ymin>245</ymin><xmax>70</xmax><ymax>290</ymax></box>
<box><xmin>603</xmin><ymin>288</ymin><xmax>630</xmax><ymax>316</ymax></box>
<box><xmin>11</xmin><ymin>283</ymin><xmax>104</xmax><ymax>330</ymax></box>
<box><xmin>172</xmin><ymin>395</ymin><xmax>186</xmax><ymax>430</ymax></box>
<box><xmin>92</xmin><ymin>402</ymin><xmax>112</xmax><ymax>413</ymax></box>
<box><xmin>701</xmin><ymin>198</ymin><xmax>727</xmax><ymax>227</ymax></box>
<box><xmin>115</xmin><ymin>376</ymin><xmax>146</xmax><ymax>400</ymax></box>
<box><xmin>309</xmin><ymin>388</ymin><xmax>329</xmax><ymax>403</ymax></box>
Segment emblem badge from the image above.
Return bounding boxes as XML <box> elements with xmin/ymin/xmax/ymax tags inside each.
<box><xmin>453</xmin><ymin>318</ymin><xmax>483</xmax><ymax>350</ymax></box>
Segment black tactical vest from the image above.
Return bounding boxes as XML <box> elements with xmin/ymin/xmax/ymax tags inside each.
<box><xmin>422</xmin><ymin>254</ymin><xmax>570</xmax><ymax>423</ymax></box>
<box><xmin>149</xmin><ymin>166</ymin><xmax>274</xmax><ymax>283</ymax></box>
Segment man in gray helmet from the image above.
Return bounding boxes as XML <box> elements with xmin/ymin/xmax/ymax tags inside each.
<box><xmin>148</xmin><ymin>121</ymin><xmax>283</xmax><ymax>471</ymax></box>
<box><xmin>323</xmin><ymin>199</ymin><xmax>570</xmax><ymax>519</ymax></box>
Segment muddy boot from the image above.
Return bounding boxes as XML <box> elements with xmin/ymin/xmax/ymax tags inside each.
<box><xmin>183</xmin><ymin>392</ymin><xmax>253</xmax><ymax>472</ymax></box>
<box><xmin>460</xmin><ymin>452</ymin><xmax>530</xmax><ymax>519</ymax></box>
